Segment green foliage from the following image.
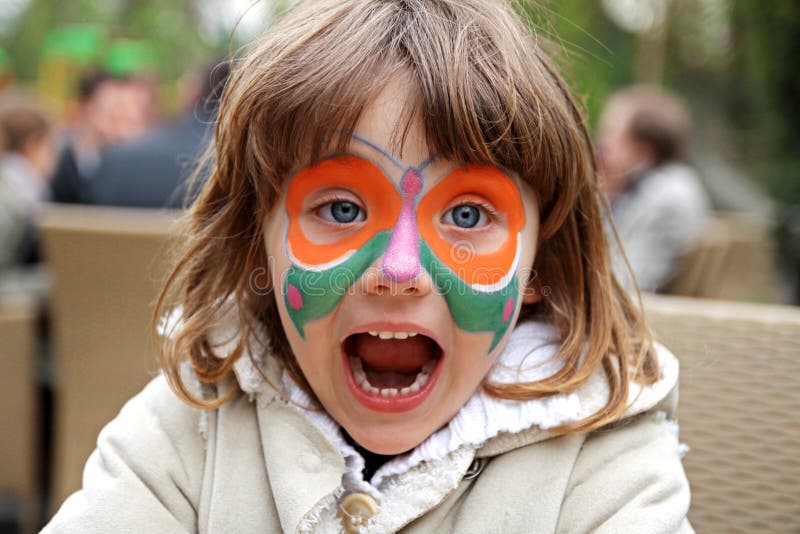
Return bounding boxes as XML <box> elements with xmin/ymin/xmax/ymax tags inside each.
<box><xmin>729</xmin><ymin>1</ymin><xmax>800</xmax><ymax>164</ymax></box>
<box><xmin>42</xmin><ymin>24</ymin><xmax>107</xmax><ymax>64</ymax></box>
<box><xmin>4</xmin><ymin>0</ymin><xmax>57</xmax><ymax>80</ymax></box>
<box><xmin>517</xmin><ymin>0</ymin><xmax>636</xmax><ymax>125</ymax></box>
<box><xmin>2</xmin><ymin>0</ymin><xmax>222</xmax><ymax>81</ymax></box>
<box><xmin>727</xmin><ymin>1</ymin><xmax>800</xmax><ymax>266</ymax></box>
<box><xmin>3</xmin><ymin>0</ymin><xmax>796</xmax><ymax>215</ymax></box>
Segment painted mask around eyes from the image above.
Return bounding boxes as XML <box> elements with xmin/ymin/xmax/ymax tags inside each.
<box><xmin>282</xmin><ymin>154</ymin><xmax>526</xmax><ymax>352</ymax></box>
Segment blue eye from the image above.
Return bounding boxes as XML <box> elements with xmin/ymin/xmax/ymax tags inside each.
<box><xmin>323</xmin><ymin>201</ymin><xmax>365</xmax><ymax>223</ymax></box>
<box><xmin>445</xmin><ymin>204</ymin><xmax>483</xmax><ymax>228</ymax></box>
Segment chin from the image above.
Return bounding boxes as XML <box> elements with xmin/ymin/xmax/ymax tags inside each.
<box><xmin>346</xmin><ymin>423</ymin><xmax>428</xmax><ymax>455</ymax></box>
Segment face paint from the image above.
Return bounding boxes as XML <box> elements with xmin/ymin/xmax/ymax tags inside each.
<box><xmin>416</xmin><ymin>166</ymin><xmax>526</xmax><ymax>350</ymax></box>
<box><xmin>282</xmin><ymin>156</ymin><xmax>399</xmax><ymax>336</ymax></box>
<box><xmin>282</xmin><ymin>147</ymin><xmax>526</xmax><ymax>352</ymax></box>
<box><xmin>382</xmin><ymin>169</ymin><xmax>423</xmax><ymax>282</ymax></box>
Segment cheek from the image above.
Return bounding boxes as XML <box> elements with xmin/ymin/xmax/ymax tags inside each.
<box><xmin>282</xmin><ymin>232</ymin><xmax>390</xmax><ymax>338</ymax></box>
<box><xmin>517</xmin><ymin>183</ymin><xmax>540</xmax><ymax>280</ymax></box>
<box><xmin>422</xmin><ymin>242</ymin><xmax>520</xmax><ymax>354</ymax></box>
<box><xmin>264</xmin><ymin>213</ymin><xmax>300</xmax><ymax>332</ymax></box>
<box><xmin>450</xmin><ymin>331</ymin><xmax>496</xmax><ymax>375</ymax></box>
<box><xmin>418</xmin><ymin>167</ymin><xmax>524</xmax><ymax>288</ymax></box>
<box><xmin>423</xmin><ymin>195</ymin><xmax>536</xmax><ymax>354</ymax></box>
<box><xmin>266</xmin><ymin>229</ymin><xmax>338</xmax><ymax>381</ymax></box>
<box><xmin>290</xmin><ymin>318</ymin><xmax>338</xmax><ymax>379</ymax></box>
<box><xmin>280</xmin><ymin>156</ymin><xmax>403</xmax><ymax>337</ymax></box>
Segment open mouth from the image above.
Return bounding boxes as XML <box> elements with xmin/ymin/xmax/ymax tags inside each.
<box><xmin>342</xmin><ymin>329</ymin><xmax>443</xmax><ymax>412</ymax></box>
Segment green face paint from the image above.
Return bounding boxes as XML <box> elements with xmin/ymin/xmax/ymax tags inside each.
<box><xmin>419</xmin><ymin>242</ymin><xmax>519</xmax><ymax>352</ymax></box>
<box><xmin>283</xmin><ymin>232</ymin><xmax>390</xmax><ymax>337</ymax></box>
<box><xmin>283</xmin><ymin>235</ymin><xmax>518</xmax><ymax>351</ymax></box>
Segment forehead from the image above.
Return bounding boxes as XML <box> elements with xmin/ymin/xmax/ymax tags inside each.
<box><xmin>347</xmin><ymin>76</ymin><xmax>432</xmax><ymax>169</ymax></box>
<box><xmin>321</xmin><ymin>77</ymin><xmax>502</xmax><ymax>188</ymax></box>
<box><xmin>599</xmin><ymin>98</ymin><xmax>637</xmax><ymax>134</ymax></box>
<box><xmin>281</xmin><ymin>76</ymin><xmax>434</xmax><ymax>186</ymax></box>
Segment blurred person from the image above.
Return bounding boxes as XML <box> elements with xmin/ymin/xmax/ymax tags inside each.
<box><xmin>597</xmin><ymin>85</ymin><xmax>710</xmax><ymax>292</ymax></box>
<box><xmin>50</xmin><ymin>70</ymin><xmax>149</xmax><ymax>204</ymax></box>
<box><xmin>86</xmin><ymin>60</ymin><xmax>231</xmax><ymax>208</ymax></box>
<box><xmin>130</xmin><ymin>74</ymin><xmax>162</xmax><ymax>129</ymax></box>
<box><xmin>113</xmin><ymin>75</ymin><xmax>153</xmax><ymax>139</ymax></box>
<box><xmin>0</xmin><ymin>100</ymin><xmax>56</xmax><ymax>268</ymax></box>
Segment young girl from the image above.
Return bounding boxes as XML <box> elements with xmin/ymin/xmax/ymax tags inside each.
<box><xmin>45</xmin><ymin>0</ymin><xmax>692</xmax><ymax>532</ymax></box>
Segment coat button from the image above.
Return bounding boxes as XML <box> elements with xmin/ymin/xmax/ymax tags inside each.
<box><xmin>339</xmin><ymin>493</ymin><xmax>379</xmax><ymax>533</ymax></box>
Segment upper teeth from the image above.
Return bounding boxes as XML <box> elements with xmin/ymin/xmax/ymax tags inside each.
<box><xmin>368</xmin><ymin>331</ymin><xmax>419</xmax><ymax>339</ymax></box>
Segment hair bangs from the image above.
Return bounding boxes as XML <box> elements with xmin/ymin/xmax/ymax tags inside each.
<box><xmin>391</xmin><ymin>0</ymin><xmax>591</xmax><ymax>239</ymax></box>
<box><xmin>216</xmin><ymin>1</ymin><xmax>424</xmax><ymax>204</ymax></box>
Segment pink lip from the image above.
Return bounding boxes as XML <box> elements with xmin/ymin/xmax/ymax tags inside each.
<box><xmin>341</xmin><ymin>349</ymin><xmax>443</xmax><ymax>413</ymax></box>
<box><xmin>340</xmin><ymin>321</ymin><xmax>445</xmax><ymax>413</ymax></box>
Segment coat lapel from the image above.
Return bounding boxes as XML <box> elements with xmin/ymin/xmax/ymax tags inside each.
<box><xmin>256</xmin><ymin>398</ymin><xmax>345</xmax><ymax>533</ymax></box>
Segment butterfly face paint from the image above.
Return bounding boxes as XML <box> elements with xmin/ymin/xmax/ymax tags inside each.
<box><xmin>417</xmin><ymin>166</ymin><xmax>525</xmax><ymax>350</ymax></box>
<box><xmin>282</xmin><ymin>148</ymin><xmax>526</xmax><ymax>353</ymax></box>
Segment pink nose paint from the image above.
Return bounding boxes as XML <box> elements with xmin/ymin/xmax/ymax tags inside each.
<box><xmin>382</xmin><ymin>169</ymin><xmax>423</xmax><ymax>282</ymax></box>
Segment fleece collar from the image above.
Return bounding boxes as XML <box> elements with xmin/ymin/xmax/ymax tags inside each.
<box><xmin>279</xmin><ymin>321</ymin><xmax>576</xmax><ymax>489</ymax></box>
<box><xmin>169</xmin><ymin>306</ymin><xmax>679</xmax><ymax>533</ymax></box>
<box><xmin>274</xmin><ymin>320</ymin><xmax>679</xmax><ymax>484</ymax></box>
<box><xmin>224</xmin><ymin>313</ymin><xmax>679</xmax><ymax>471</ymax></box>
<box><xmin>163</xmin><ymin>303</ymin><xmax>679</xmax><ymax>460</ymax></box>
<box><xmin>227</xmin><ymin>317</ymin><xmax>679</xmax><ymax>534</ymax></box>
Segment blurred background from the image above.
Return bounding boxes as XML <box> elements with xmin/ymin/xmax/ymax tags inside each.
<box><xmin>0</xmin><ymin>0</ymin><xmax>798</xmax><ymax>532</ymax></box>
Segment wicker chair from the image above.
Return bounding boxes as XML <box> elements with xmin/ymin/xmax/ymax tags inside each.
<box><xmin>40</xmin><ymin>205</ymin><xmax>178</xmax><ymax>512</ymax></box>
<box><xmin>0</xmin><ymin>293</ymin><xmax>38</xmax><ymax>533</ymax></box>
<box><xmin>38</xmin><ymin>204</ymin><xmax>799</xmax><ymax>530</ymax></box>
<box><xmin>665</xmin><ymin>212</ymin><xmax>782</xmax><ymax>302</ymax></box>
<box><xmin>644</xmin><ymin>294</ymin><xmax>800</xmax><ymax>533</ymax></box>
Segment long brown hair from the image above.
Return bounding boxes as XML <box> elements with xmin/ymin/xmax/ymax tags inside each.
<box><xmin>154</xmin><ymin>0</ymin><xmax>658</xmax><ymax>434</ymax></box>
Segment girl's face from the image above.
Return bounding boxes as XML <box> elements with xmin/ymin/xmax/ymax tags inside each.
<box><xmin>264</xmin><ymin>78</ymin><xmax>540</xmax><ymax>454</ymax></box>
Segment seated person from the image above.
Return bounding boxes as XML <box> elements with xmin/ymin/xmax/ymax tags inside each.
<box><xmin>0</xmin><ymin>100</ymin><xmax>55</xmax><ymax>268</ymax></box>
<box><xmin>86</xmin><ymin>60</ymin><xmax>230</xmax><ymax>209</ymax></box>
<box><xmin>597</xmin><ymin>85</ymin><xmax>710</xmax><ymax>292</ymax></box>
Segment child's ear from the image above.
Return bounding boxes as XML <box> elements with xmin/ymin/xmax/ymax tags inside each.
<box><xmin>521</xmin><ymin>273</ymin><xmax>544</xmax><ymax>304</ymax></box>
<box><xmin>522</xmin><ymin>288</ymin><xmax>542</xmax><ymax>304</ymax></box>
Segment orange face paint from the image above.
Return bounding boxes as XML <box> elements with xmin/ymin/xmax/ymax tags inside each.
<box><xmin>417</xmin><ymin>165</ymin><xmax>526</xmax><ymax>287</ymax></box>
<box><xmin>285</xmin><ymin>155</ymin><xmax>401</xmax><ymax>267</ymax></box>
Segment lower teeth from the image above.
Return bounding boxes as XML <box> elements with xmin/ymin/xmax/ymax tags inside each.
<box><xmin>350</xmin><ymin>355</ymin><xmax>433</xmax><ymax>397</ymax></box>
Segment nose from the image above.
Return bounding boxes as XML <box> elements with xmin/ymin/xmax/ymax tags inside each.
<box><xmin>381</xmin><ymin>168</ymin><xmax>424</xmax><ymax>282</ymax></box>
<box><xmin>360</xmin><ymin>261</ymin><xmax>433</xmax><ymax>298</ymax></box>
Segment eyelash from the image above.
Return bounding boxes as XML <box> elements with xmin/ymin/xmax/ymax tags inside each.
<box><xmin>442</xmin><ymin>199</ymin><xmax>498</xmax><ymax>230</ymax></box>
<box><xmin>460</xmin><ymin>200</ymin><xmax>498</xmax><ymax>219</ymax></box>
<box><xmin>309</xmin><ymin>194</ymin><xmax>366</xmax><ymax>223</ymax></box>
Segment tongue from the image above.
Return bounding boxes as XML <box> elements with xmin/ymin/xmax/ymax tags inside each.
<box><xmin>364</xmin><ymin>369</ymin><xmax>417</xmax><ymax>388</ymax></box>
<box><xmin>352</xmin><ymin>333</ymin><xmax>435</xmax><ymax>373</ymax></box>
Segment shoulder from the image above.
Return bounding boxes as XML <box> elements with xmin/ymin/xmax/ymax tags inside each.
<box><xmin>639</xmin><ymin>164</ymin><xmax>710</xmax><ymax>212</ymax></box>
<box><xmin>555</xmin><ymin>410</ymin><xmax>693</xmax><ymax>533</ymax></box>
<box><xmin>0</xmin><ymin>172</ymin><xmax>30</xmax><ymax>207</ymax></box>
<box><xmin>462</xmin><ymin>408</ymin><xmax>691</xmax><ymax>532</ymax></box>
<box><xmin>91</xmin><ymin>371</ymin><xmax>210</xmax><ymax>498</ymax></box>
<box><xmin>44</xmin><ymin>372</ymin><xmax>211</xmax><ymax>532</ymax></box>
<box><xmin>553</xmin><ymin>343</ymin><xmax>691</xmax><ymax>532</ymax></box>
<box><xmin>113</xmin><ymin>370</ymin><xmax>206</xmax><ymax>441</ymax></box>
<box><xmin>102</xmin><ymin>119</ymin><xmax>203</xmax><ymax>168</ymax></box>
